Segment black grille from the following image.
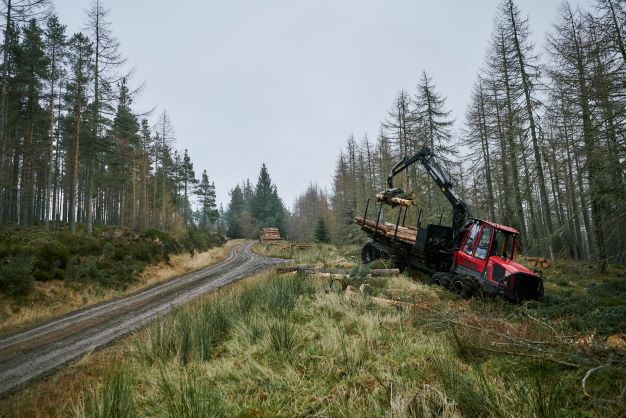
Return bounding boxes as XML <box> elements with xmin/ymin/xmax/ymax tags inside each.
<box><xmin>492</xmin><ymin>263</ymin><xmax>506</xmax><ymax>282</ymax></box>
<box><xmin>513</xmin><ymin>273</ymin><xmax>543</xmax><ymax>300</ymax></box>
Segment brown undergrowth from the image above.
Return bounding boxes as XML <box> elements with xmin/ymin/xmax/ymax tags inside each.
<box><xmin>0</xmin><ymin>241</ymin><xmax>238</xmax><ymax>335</ymax></box>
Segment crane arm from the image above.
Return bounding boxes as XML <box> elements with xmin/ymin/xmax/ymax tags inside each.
<box><xmin>387</xmin><ymin>146</ymin><xmax>472</xmax><ymax>242</ymax></box>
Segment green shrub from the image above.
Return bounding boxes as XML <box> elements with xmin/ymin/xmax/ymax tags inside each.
<box><xmin>32</xmin><ymin>238</ymin><xmax>69</xmax><ymax>281</ymax></box>
<box><xmin>0</xmin><ymin>225</ymin><xmax>225</xmax><ymax>299</ymax></box>
<box><xmin>181</xmin><ymin>228</ymin><xmax>226</xmax><ymax>255</ymax></box>
<box><xmin>65</xmin><ymin>255</ymin><xmax>104</xmax><ymax>286</ymax></box>
<box><xmin>0</xmin><ymin>254</ymin><xmax>34</xmax><ymax>297</ymax></box>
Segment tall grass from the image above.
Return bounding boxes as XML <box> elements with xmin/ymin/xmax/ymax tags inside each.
<box><xmin>138</xmin><ymin>273</ymin><xmax>314</xmax><ymax>366</ymax></box>
<box><xmin>158</xmin><ymin>371</ymin><xmax>223</xmax><ymax>418</ymax></box>
<box><xmin>431</xmin><ymin>357</ymin><xmax>567</xmax><ymax>418</ymax></box>
<box><xmin>75</xmin><ymin>370</ymin><xmax>135</xmax><ymax>418</ymax></box>
<box><xmin>140</xmin><ymin>303</ymin><xmax>231</xmax><ymax>366</ymax></box>
<box><xmin>40</xmin><ymin>247</ymin><xmax>625</xmax><ymax>418</ymax></box>
<box><xmin>268</xmin><ymin>318</ymin><xmax>299</xmax><ymax>359</ymax></box>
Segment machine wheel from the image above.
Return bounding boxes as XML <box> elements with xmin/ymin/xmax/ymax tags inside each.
<box><xmin>428</xmin><ymin>272</ymin><xmax>448</xmax><ymax>287</ymax></box>
<box><xmin>361</xmin><ymin>241</ymin><xmax>377</xmax><ymax>264</ymax></box>
<box><xmin>451</xmin><ymin>276</ymin><xmax>476</xmax><ymax>299</ymax></box>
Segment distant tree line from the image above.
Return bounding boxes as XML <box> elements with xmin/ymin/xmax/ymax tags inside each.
<box><xmin>288</xmin><ymin>0</ymin><xmax>625</xmax><ymax>269</ymax></box>
<box><xmin>225</xmin><ymin>163</ymin><xmax>286</xmax><ymax>239</ymax></box>
<box><xmin>0</xmin><ymin>0</ymin><xmax>218</xmax><ymax>234</ymax></box>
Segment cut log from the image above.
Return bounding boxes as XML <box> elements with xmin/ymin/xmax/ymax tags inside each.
<box><xmin>519</xmin><ymin>255</ymin><xmax>550</xmax><ymax>269</ymax></box>
<box><xmin>375</xmin><ymin>193</ymin><xmax>414</xmax><ymax>207</ymax></box>
<box><xmin>354</xmin><ymin>217</ymin><xmax>392</xmax><ymax>233</ymax></box>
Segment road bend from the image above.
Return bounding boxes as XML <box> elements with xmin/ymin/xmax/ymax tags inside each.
<box><xmin>0</xmin><ymin>242</ymin><xmax>289</xmax><ymax>396</ymax></box>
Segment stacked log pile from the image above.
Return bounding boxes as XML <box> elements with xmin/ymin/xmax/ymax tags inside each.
<box><xmin>354</xmin><ymin>216</ymin><xmax>417</xmax><ymax>245</ymax></box>
<box><xmin>519</xmin><ymin>256</ymin><xmax>550</xmax><ymax>269</ymax></box>
<box><xmin>259</xmin><ymin>227</ymin><xmax>283</xmax><ymax>244</ymax></box>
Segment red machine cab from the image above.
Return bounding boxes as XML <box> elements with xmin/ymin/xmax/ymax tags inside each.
<box><xmin>454</xmin><ymin>219</ymin><xmax>543</xmax><ymax>301</ymax></box>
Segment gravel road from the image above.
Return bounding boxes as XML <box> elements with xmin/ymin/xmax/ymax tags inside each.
<box><xmin>0</xmin><ymin>242</ymin><xmax>288</xmax><ymax>396</ymax></box>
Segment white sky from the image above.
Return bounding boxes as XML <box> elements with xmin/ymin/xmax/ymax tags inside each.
<box><xmin>53</xmin><ymin>0</ymin><xmax>591</xmax><ymax>209</ymax></box>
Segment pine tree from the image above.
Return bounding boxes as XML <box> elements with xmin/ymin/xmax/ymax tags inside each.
<box><xmin>66</xmin><ymin>32</ymin><xmax>93</xmax><ymax>233</ymax></box>
<box><xmin>42</xmin><ymin>14</ymin><xmax>65</xmax><ymax>228</ymax></box>
<box><xmin>16</xmin><ymin>19</ymin><xmax>48</xmax><ymax>226</ymax></box>
<box><xmin>84</xmin><ymin>0</ymin><xmax>126</xmax><ymax>233</ymax></box>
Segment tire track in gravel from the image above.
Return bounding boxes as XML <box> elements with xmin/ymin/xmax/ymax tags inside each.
<box><xmin>0</xmin><ymin>242</ymin><xmax>289</xmax><ymax>396</ymax></box>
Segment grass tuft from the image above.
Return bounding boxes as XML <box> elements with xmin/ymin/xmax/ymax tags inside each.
<box><xmin>158</xmin><ymin>371</ymin><xmax>223</xmax><ymax>418</ymax></box>
<box><xmin>75</xmin><ymin>369</ymin><xmax>135</xmax><ymax>418</ymax></box>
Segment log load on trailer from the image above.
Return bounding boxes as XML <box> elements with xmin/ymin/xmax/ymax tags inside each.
<box><xmin>356</xmin><ymin>146</ymin><xmax>544</xmax><ymax>302</ymax></box>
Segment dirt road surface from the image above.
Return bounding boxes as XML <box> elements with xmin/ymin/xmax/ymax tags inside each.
<box><xmin>0</xmin><ymin>242</ymin><xmax>288</xmax><ymax>396</ymax></box>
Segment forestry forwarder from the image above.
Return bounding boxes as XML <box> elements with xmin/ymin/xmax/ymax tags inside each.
<box><xmin>357</xmin><ymin>146</ymin><xmax>544</xmax><ymax>302</ymax></box>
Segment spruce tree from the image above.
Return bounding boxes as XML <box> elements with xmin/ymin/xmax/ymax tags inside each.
<box><xmin>194</xmin><ymin>169</ymin><xmax>217</xmax><ymax>231</ymax></box>
<box><xmin>226</xmin><ymin>184</ymin><xmax>245</xmax><ymax>238</ymax></box>
<box><xmin>314</xmin><ymin>217</ymin><xmax>330</xmax><ymax>243</ymax></box>
<box><xmin>180</xmin><ymin>150</ymin><xmax>197</xmax><ymax>227</ymax></box>
<box><xmin>250</xmin><ymin>163</ymin><xmax>284</xmax><ymax>233</ymax></box>
<box><xmin>110</xmin><ymin>77</ymin><xmax>140</xmax><ymax>228</ymax></box>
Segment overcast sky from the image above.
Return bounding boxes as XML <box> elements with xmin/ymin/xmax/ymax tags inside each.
<box><xmin>54</xmin><ymin>0</ymin><xmax>591</xmax><ymax>209</ymax></box>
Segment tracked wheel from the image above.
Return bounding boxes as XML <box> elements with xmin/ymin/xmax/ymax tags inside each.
<box><xmin>361</xmin><ymin>241</ymin><xmax>390</xmax><ymax>264</ymax></box>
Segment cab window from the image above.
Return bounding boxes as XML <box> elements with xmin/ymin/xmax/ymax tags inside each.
<box><xmin>490</xmin><ymin>229</ymin><xmax>515</xmax><ymax>260</ymax></box>
<box><xmin>474</xmin><ymin>226</ymin><xmax>493</xmax><ymax>260</ymax></box>
<box><xmin>463</xmin><ymin>223</ymin><xmax>480</xmax><ymax>255</ymax></box>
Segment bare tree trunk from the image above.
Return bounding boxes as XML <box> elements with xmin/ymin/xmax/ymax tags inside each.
<box><xmin>0</xmin><ymin>0</ymin><xmax>12</xmax><ymax>224</ymax></box>
<box><xmin>477</xmin><ymin>81</ymin><xmax>496</xmax><ymax>220</ymax></box>
<box><xmin>69</xmin><ymin>84</ymin><xmax>82</xmax><ymax>234</ymax></box>
<box><xmin>20</xmin><ymin>93</ymin><xmax>37</xmax><ymax>226</ymax></box>
<box><xmin>44</xmin><ymin>59</ymin><xmax>58</xmax><ymax>228</ymax></box>
<box><xmin>491</xmin><ymin>84</ymin><xmax>513</xmax><ymax>223</ymax></box>
<box><xmin>500</xmin><ymin>36</ymin><xmax>527</xmax><ymax>239</ymax></box>
<box><xmin>507</xmin><ymin>0</ymin><xmax>553</xmax><ymax>243</ymax></box>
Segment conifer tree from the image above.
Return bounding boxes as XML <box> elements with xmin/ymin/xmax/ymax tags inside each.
<box><xmin>314</xmin><ymin>217</ymin><xmax>330</xmax><ymax>243</ymax></box>
<box><xmin>250</xmin><ymin>163</ymin><xmax>284</xmax><ymax>233</ymax></box>
<box><xmin>42</xmin><ymin>14</ymin><xmax>65</xmax><ymax>228</ymax></box>
<box><xmin>110</xmin><ymin>77</ymin><xmax>139</xmax><ymax>228</ymax></box>
<box><xmin>17</xmin><ymin>19</ymin><xmax>48</xmax><ymax>226</ymax></box>
<box><xmin>194</xmin><ymin>169</ymin><xmax>217</xmax><ymax>231</ymax></box>
<box><xmin>226</xmin><ymin>184</ymin><xmax>245</xmax><ymax>238</ymax></box>
<box><xmin>66</xmin><ymin>32</ymin><xmax>93</xmax><ymax>233</ymax></box>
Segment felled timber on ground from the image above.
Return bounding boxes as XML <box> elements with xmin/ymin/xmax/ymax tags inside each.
<box><xmin>276</xmin><ymin>265</ymin><xmax>401</xmax><ymax>277</ymax></box>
